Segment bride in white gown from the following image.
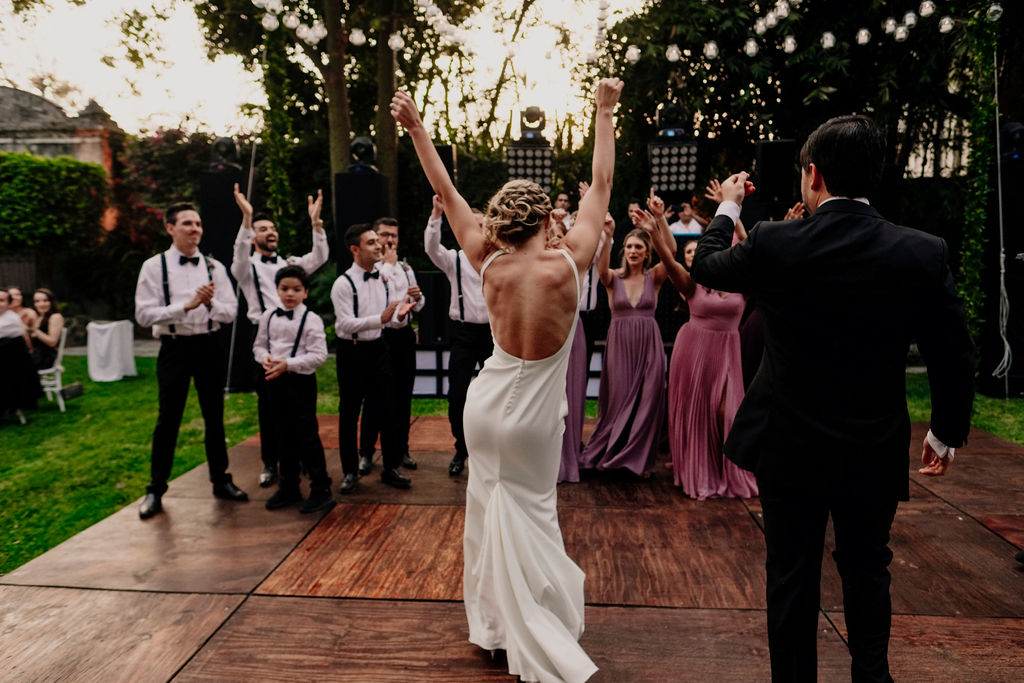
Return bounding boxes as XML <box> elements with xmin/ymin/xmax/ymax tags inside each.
<box><xmin>392</xmin><ymin>78</ymin><xmax>623</xmax><ymax>683</ymax></box>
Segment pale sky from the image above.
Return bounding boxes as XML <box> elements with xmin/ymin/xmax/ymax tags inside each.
<box><xmin>0</xmin><ymin>0</ymin><xmax>646</xmax><ymax>137</ymax></box>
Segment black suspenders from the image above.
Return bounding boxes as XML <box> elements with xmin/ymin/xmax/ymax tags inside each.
<box><xmin>160</xmin><ymin>252</ymin><xmax>214</xmax><ymax>335</ymax></box>
<box><xmin>251</xmin><ymin>263</ymin><xmax>266</xmax><ymax>312</ymax></box>
<box><xmin>585</xmin><ymin>265</ymin><xmax>594</xmax><ymax>310</ymax></box>
<box><xmin>266</xmin><ymin>309</ymin><xmax>310</xmax><ymax>358</ymax></box>
<box><xmin>455</xmin><ymin>253</ymin><xmax>465</xmax><ymax>321</ymax></box>
<box><xmin>342</xmin><ymin>270</ymin><xmax>388</xmax><ymax>341</ymax></box>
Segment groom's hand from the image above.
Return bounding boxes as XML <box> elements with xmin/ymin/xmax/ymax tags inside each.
<box><xmin>918</xmin><ymin>436</ymin><xmax>952</xmax><ymax>476</ymax></box>
<box><xmin>720</xmin><ymin>172</ymin><xmax>754</xmax><ymax>205</ymax></box>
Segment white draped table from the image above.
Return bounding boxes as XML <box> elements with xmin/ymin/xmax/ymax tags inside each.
<box><xmin>87</xmin><ymin>320</ymin><xmax>137</xmax><ymax>382</ymax></box>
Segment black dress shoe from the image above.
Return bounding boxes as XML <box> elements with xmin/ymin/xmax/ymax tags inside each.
<box><xmin>338</xmin><ymin>473</ymin><xmax>358</xmax><ymax>494</ymax></box>
<box><xmin>448</xmin><ymin>455</ymin><xmax>466</xmax><ymax>476</ymax></box>
<box><xmin>381</xmin><ymin>467</ymin><xmax>411</xmax><ymax>489</ymax></box>
<box><xmin>258</xmin><ymin>466</ymin><xmax>277</xmax><ymax>488</ymax></box>
<box><xmin>213</xmin><ymin>479</ymin><xmax>249</xmax><ymax>501</ymax></box>
<box><xmin>358</xmin><ymin>455</ymin><xmax>374</xmax><ymax>476</ymax></box>
<box><xmin>139</xmin><ymin>493</ymin><xmax>162</xmax><ymax>519</ymax></box>
<box><xmin>265</xmin><ymin>488</ymin><xmax>302</xmax><ymax>510</ymax></box>
<box><xmin>401</xmin><ymin>453</ymin><xmax>418</xmax><ymax>470</ymax></box>
<box><xmin>301</xmin><ymin>490</ymin><xmax>336</xmax><ymax>514</ymax></box>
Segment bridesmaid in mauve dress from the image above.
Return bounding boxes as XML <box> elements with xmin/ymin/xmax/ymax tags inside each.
<box><xmin>580</xmin><ymin>207</ymin><xmax>674</xmax><ymax>476</ymax></box>
<box><xmin>635</xmin><ymin>211</ymin><xmax>757</xmax><ymax>500</ymax></box>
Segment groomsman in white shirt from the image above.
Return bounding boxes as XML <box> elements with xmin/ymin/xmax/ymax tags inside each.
<box><xmin>134</xmin><ymin>201</ymin><xmax>248</xmax><ymax>519</ymax></box>
<box><xmin>359</xmin><ymin>217</ymin><xmax>424</xmax><ymax>470</ymax></box>
<box><xmin>423</xmin><ymin>195</ymin><xmax>492</xmax><ymax>476</ymax></box>
<box><xmin>231</xmin><ymin>184</ymin><xmax>330</xmax><ymax>488</ymax></box>
<box><xmin>331</xmin><ymin>223</ymin><xmax>412</xmax><ymax>494</ymax></box>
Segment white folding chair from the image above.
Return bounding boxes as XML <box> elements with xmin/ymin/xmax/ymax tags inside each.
<box><xmin>38</xmin><ymin>327</ymin><xmax>68</xmax><ymax>412</ymax></box>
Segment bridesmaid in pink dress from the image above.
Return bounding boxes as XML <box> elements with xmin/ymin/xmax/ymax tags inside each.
<box><xmin>632</xmin><ymin>208</ymin><xmax>758</xmax><ymax>500</ymax></box>
<box><xmin>580</xmin><ymin>196</ymin><xmax>675</xmax><ymax>476</ymax></box>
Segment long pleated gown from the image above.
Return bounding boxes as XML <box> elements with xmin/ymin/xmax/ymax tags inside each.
<box><xmin>463</xmin><ymin>248</ymin><xmax>598</xmax><ymax>683</ymax></box>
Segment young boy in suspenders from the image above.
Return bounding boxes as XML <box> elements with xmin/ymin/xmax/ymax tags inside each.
<box><xmin>252</xmin><ymin>265</ymin><xmax>334</xmax><ymax>513</ymax></box>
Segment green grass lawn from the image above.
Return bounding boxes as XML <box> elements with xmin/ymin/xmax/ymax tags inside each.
<box><xmin>1</xmin><ymin>359</ymin><xmax>1018</xmax><ymax>575</ymax></box>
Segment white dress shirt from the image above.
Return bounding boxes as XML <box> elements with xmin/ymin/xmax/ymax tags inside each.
<box><xmin>331</xmin><ymin>262</ymin><xmax>394</xmax><ymax>341</ymax></box>
<box><xmin>669</xmin><ymin>217</ymin><xmax>703</xmax><ymax>235</ymax></box>
<box><xmin>423</xmin><ymin>216</ymin><xmax>489</xmax><ymax>324</ymax></box>
<box><xmin>572</xmin><ymin>230</ymin><xmax>608</xmax><ymax>312</ymax></box>
<box><xmin>252</xmin><ymin>303</ymin><xmax>327</xmax><ymax>375</ymax></box>
<box><xmin>135</xmin><ymin>245</ymin><xmax>237</xmax><ymax>337</ymax></box>
<box><xmin>0</xmin><ymin>309</ymin><xmax>24</xmax><ymax>339</ymax></box>
<box><xmin>231</xmin><ymin>225</ymin><xmax>330</xmax><ymax>324</ymax></box>
<box><xmin>713</xmin><ymin>197</ymin><xmax>954</xmax><ymax>458</ymax></box>
<box><xmin>379</xmin><ymin>260</ymin><xmax>426</xmax><ymax>329</ymax></box>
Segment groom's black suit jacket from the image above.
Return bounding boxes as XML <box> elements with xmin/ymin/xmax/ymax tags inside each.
<box><xmin>692</xmin><ymin>199</ymin><xmax>974</xmax><ymax>500</ymax></box>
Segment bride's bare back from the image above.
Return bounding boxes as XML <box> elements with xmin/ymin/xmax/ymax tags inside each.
<box><xmin>392</xmin><ymin>77</ymin><xmax>624</xmax><ymax>358</ymax></box>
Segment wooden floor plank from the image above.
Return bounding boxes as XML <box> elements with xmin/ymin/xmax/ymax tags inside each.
<box><xmin>0</xmin><ymin>585</ymin><xmax>240</xmax><ymax>683</ymax></box>
<box><xmin>175</xmin><ymin>596</ymin><xmax>514</xmax><ymax>682</ymax></box>
<box><xmin>2</xmin><ymin>496</ymin><xmax>324</xmax><ymax>593</ymax></box>
<box><xmin>820</xmin><ymin>498</ymin><xmax>1024</xmax><ymax>618</ymax></box>
<box><xmin>828</xmin><ymin>611</ymin><xmax>1024</xmax><ymax>682</ymax></box>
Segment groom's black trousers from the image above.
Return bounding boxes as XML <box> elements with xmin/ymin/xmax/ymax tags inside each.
<box><xmin>758</xmin><ymin>480</ymin><xmax>898</xmax><ymax>683</ymax></box>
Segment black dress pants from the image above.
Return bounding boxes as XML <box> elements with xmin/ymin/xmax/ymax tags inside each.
<box><xmin>446</xmin><ymin>320</ymin><xmax>493</xmax><ymax>461</ymax></box>
<box><xmin>361</xmin><ymin>326</ymin><xmax>416</xmax><ymax>456</ymax></box>
<box><xmin>263</xmin><ymin>372</ymin><xmax>330</xmax><ymax>493</ymax></box>
<box><xmin>148</xmin><ymin>333</ymin><xmax>230</xmax><ymax>495</ymax></box>
<box><xmin>250</xmin><ymin>326</ymin><xmax>278</xmax><ymax>470</ymax></box>
<box><xmin>758</xmin><ymin>478</ymin><xmax>899</xmax><ymax>683</ymax></box>
<box><xmin>337</xmin><ymin>338</ymin><xmax>397</xmax><ymax>475</ymax></box>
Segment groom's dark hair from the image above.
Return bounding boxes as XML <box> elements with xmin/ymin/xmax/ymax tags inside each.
<box><xmin>800</xmin><ymin>115</ymin><xmax>885</xmax><ymax>199</ymax></box>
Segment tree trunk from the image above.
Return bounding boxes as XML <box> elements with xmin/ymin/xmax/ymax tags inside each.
<box><xmin>375</xmin><ymin>0</ymin><xmax>399</xmax><ymax>216</ymax></box>
<box><xmin>322</xmin><ymin>0</ymin><xmax>352</xmax><ymax>194</ymax></box>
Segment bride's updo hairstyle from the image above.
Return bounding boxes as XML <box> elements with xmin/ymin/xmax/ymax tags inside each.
<box><xmin>482</xmin><ymin>179</ymin><xmax>553</xmax><ymax>250</ymax></box>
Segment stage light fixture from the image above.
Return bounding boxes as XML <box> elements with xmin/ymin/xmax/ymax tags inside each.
<box><xmin>350</xmin><ymin>136</ymin><xmax>378</xmax><ymax>173</ymax></box>
<box><xmin>505</xmin><ymin>145</ymin><xmax>554</xmax><ymax>193</ymax></box>
<box><xmin>647</xmin><ymin>140</ymin><xmax>700</xmax><ymax>195</ymax></box>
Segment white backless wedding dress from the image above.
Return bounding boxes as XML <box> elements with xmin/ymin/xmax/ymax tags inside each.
<box><xmin>462</xmin><ymin>248</ymin><xmax>598</xmax><ymax>683</ymax></box>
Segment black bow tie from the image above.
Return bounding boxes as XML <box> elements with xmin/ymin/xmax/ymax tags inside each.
<box><xmin>364</xmin><ymin>270</ymin><xmax>380</xmax><ymax>281</ymax></box>
<box><xmin>261</xmin><ymin>254</ymin><xmax>278</xmax><ymax>264</ymax></box>
<box><xmin>179</xmin><ymin>255</ymin><xmax>200</xmax><ymax>266</ymax></box>
<box><xmin>274</xmin><ymin>308</ymin><xmax>294</xmax><ymax>319</ymax></box>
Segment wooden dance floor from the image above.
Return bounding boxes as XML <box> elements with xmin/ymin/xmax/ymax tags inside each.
<box><xmin>2</xmin><ymin>418</ymin><xmax>1022</xmax><ymax>681</ymax></box>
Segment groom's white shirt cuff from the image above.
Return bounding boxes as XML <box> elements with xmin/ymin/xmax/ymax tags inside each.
<box><xmin>715</xmin><ymin>200</ymin><xmax>741</xmax><ymax>225</ymax></box>
<box><xmin>926</xmin><ymin>429</ymin><xmax>955</xmax><ymax>460</ymax></box>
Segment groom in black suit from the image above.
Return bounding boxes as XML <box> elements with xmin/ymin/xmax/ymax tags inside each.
<box><xmin>691</xmin><ymin>115</ymin><xmax>974</xmax><ymax>682</ymax></box>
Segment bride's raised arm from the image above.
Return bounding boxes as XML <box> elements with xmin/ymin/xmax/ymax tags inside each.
<box><xmin>564</xmin><ymin>78</ymin><xmax>623</xmax><ymax>273</ymax></box>
<box><xmin>391</xmin><ymin>91</ymin><xmax>488</xmax><ymax>270</ymax></box>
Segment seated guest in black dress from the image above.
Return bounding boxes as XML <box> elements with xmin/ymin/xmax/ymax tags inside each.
<box><xmin>0</xmin><ymin>289</ymin><xmax>39</xmax><ymax>416</ymax></box>
<box><xmin>29</xmin><ymin>288</ymin><xmax>64</xmax><ymax>370</ymax></box>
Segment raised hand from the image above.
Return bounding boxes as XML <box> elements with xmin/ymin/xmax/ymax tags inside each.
<box><xmin>430</xmin><ymin>194</ymin><xmax>444</xmax><ymax>220</ymax></box>
<box><xmin>308</xmin><ymin>189</ymin><xmax>324</xmax><ymax>230</ymax></box>
<box><xmin>595</xmin><ymin>77</ymin><xmax>624</xmax><ymax>112</ymax></box>
<box><xmin>630</xmin><ymin>207</ymin><xmax>656</xmax><ymax>233</ymax></box>
<box><xmin>381</xmin><ymin>240</ymin><xmax>398</xmax><ymax>265</ymax></box>
<box><xmin>407</xmin><ymin>284</ymin><xmax>422</xmax><ymax>301</ymax></box>
<box><xmin>578</xmin><ymin>180</ymin><xmax>590</xmax><ymax>198</ymax></box>
<box><xmin>233</xmin><ymin>183</ymin><xmax>253</xmax><ymax>223</ymax></box>
<box><xmin>647</xmin><ymin>187</ymin><xmax>665</xmax><ymax>218</ymax></box>
<box><xmin>551</xmin><ymin>208</ymin><xmax>568</xmax><ymax>225</ymax></box>
<box><xmin>719</xmin><ymin>173</ymin><xmax>755</xmax><ymax>205</ymax></box>
<box><xmin>783</xmin><ymin>202</ymin><xmax>806</xmax><ymax>221</ymax></box>
<box><xmin>390</xmin><ymin>91</ymin><xmax>424</xmax><ymax>132</ymax></box>
<box><xmin>704</xmin><ymin>179</ymin><xmax>724</xmax><ymax>204</ymax></box>
<box><xmin>380</xmin><ymin>300</ymin><xmax>400</xmax><ymax>324</ymax></box>
<box><xmin>603</xmin><ymin>213</ymin><xmax>615</xmax><ymax>236</ymax></box>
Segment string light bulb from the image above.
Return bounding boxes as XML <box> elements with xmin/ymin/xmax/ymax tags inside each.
<box><xmin>349</xmin><ymin>28</ymin><xmax>366</xmax><ymax>46</ymax></box>
<box><xmin>783</xmin><ymin>35</ymin><xmax>797</xmax><ymax>53</ymax></box>
<box><xmin>765</xmin><ymin>11</ymin><xmax>778</xmax><ymax>28</ymax></box>
<box><xmin>388</xmin><ymin>32</ymin><xmax>405</xmax><ymax>50</ymax></box>
<box><xmin>666</xmin><ymin>44</ymin><xmax>681</xmax><ymax>62</ymax></box>
<box><xmin>856</xmin><ymin>28</ymin><xmax>871</xmax><ymax>45</ymax></box>
<box><xmin>938</xmin><ymin>16</ymin><xmax>954</xmax><ymax>33</ymax></box>
<box><xmin>903</xmin><ymin>11</ymin><xmax>918</xmax><ymax>28</ymax></box>
<box><xmin>919</xmin><ymin>1</ymin><xmax>936</xmax><ymax>17</ymax></box>
<box><xmin>820</xmin><ymin>32</ymin><xmax>836</xmax><ymax>49</ymax></box>
<box><xmin>883</xmin><ymin>17</ymin><xmax>897</xmax><ymax>33</ymax></box>
<box><xmin>744</xmin><ymin>38</ymin><xmax>759</xmax><ymax>57</ymax></box>
<box><xmin>703</xmin><ymin>40</ymin><xmax>719</xmax><ymax>59</ymax></box>
<box><xmin>625</xmin><ymin>44</ymin><xmax>641</xmax><ymax>64</ymax></box>
<box><xmin>894</xmin><ymin>25</ymin><xmax>909</xmax><ymax>41</ymax></box>
<box><xmin>261</xmin><ymin>13</ymin><xmax>279</xmax><ymax>31</ymax></box>
<box><xmin>755</xmin><ymin>18</ymin><xmax>767</xmax><ymax>35</ymax></box>
<box><xmin>986</xmin><ymin>3</ymin><xmax>1003</xmax><ymax>21</ymax></box>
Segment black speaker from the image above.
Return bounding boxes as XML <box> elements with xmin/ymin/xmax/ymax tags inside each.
<box><xmin>753</xmin><ymin>139</ymin><xmax>798</xmax><ymax>220</ymax></box>
<box><xmin>977</xmin><ymin>150</ymin><xmax>1024</xmax><ymax>397</ymax></box>
<box><xmin>333</xmin><ymin>172</ymin><xmax>389</xmax><ymax>273</ymax></box>
<box><xmin>197</xmin><ymin>168</ymin><xmax>244</xmax><ymax>267</ymax></box>
<box><xmin>415</xmin><ymin>270</ymin><xmax>451</xmax><ymax>347</ymax></box>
